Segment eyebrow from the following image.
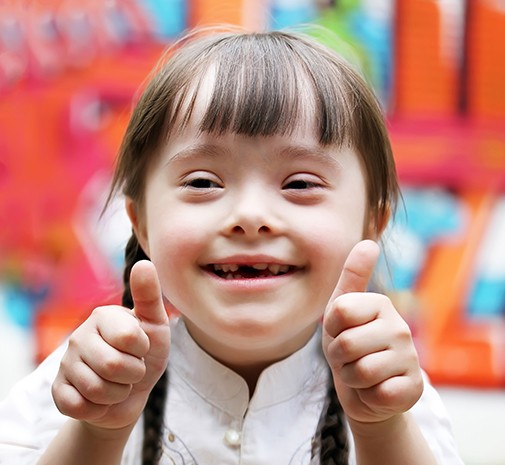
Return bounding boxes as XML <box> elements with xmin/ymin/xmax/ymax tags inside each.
<box><xmin>277</xmin><ymin>145</ymin><xmax>343</xmax><ymax>168</ymax></box>
<box><xmin>164</xmin><ymin>143</ymin><xmax>230</xmax><ymax>165</ymax></box>
<box><xmin>165</xmin><ymin>142</ymin><xmax>343</xmax><ymax>168</ymax></box>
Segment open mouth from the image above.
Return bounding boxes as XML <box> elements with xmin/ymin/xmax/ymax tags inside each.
<box><xmin>206</xmin><ymin>263</ymin><xmax>299</xmax><ymax>279</ymax></box>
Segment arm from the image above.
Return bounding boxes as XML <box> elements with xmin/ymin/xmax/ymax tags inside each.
<box><xmin>323</xmin><ymin>241</ymin><xmax>439</xmax><ymax>465</ymax></box>
<box><xmin>37</xmin><ymin>421</ymin><xmax>134</xmax><ymax>465</ymax></box>
<box><xmin>349</xmin><ymin>413</ymin><xmax>437</xmax><ymax>465</ymax></box>
<box><xmin>37</xmin><ymin>261</ymin><xmax>170</xmax><ymax>465</ymax></box>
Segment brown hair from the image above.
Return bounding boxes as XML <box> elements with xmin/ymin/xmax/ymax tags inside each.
<box><xmin>109</xmin><ymin>27</ymin><xmax>398</xmax><ymax>227</ymax></box>
<box><xmin>111</xmin><ymin>27</ymin><xmax>400</xmax><ymax>464</ymax></box>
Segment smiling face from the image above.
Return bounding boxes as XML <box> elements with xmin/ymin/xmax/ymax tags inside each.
<box><xmin>128</xmin><ymin>103</ymin><xmax>374</xmax><ymax>369</ymax></box>
<box><xmin>116</xmin><ymin>31</ymin><xmax>398</xmax><ymax>371</ymax></box>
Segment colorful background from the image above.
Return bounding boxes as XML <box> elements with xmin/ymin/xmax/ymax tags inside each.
<box><xmin>0</xmin><ymin>1</ymin><xmax>504</xmax><ymax>463</ymax></box>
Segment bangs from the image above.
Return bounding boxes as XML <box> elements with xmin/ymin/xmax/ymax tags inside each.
<box><xmin>115</xmin><ymin>29</ymin><xmax>397</xmax><ymax>225</ymax></box>
<box><xmin>164</xmin><ymin>32</ymin><xmax>360</xmax><ymax>147</ymax></box>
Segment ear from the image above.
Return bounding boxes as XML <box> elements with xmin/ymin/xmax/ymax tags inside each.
<box><xmin>364</xmin><ymin>203</ymin><xmax>391</xmax><ymax>240</ymax></box>
<box><xmin>376</xmin><ymin>203</ymin><xmax>392</xmax><ymax>236</ymax></box>
<box><xmin>125</xmin><ymin>197</ymin><xmax>150</xmax><ymax>257</ymax></box>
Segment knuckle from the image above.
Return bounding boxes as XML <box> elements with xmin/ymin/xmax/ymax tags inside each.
<box><xmin>408</xmin><ymin>348</ymin><xmax>420</xmax><ymax>367</ymax></box>
<box><xmin>67</xmin><ymin>332</ymin><xmax>83</xmax><ymax>351</ymax></box>
<box><xmin>334</xmin><ymin>331</ymin><xmax>356</xmax><ymax>359</ymax></box>
<box><xmin>394</xmin><ymin>324</ymin><xmax>415</xmax><ymax>350</ymax></box>
<box><xmin>373</xmin><ymin>382</ymin><xmax>398</xmax><ymax>406</ymax></box>
<box><xmin>52</xmin><ymin>383</ymin><xmax>88</xmax><ymax>418</ymax></box>
<box><xmin>130</xmin><ymin>360</ymin><xmax>147</xmax><ymax>383</ymax></box>
<box><xmin>100</xmin><ymin>354</ymin><xmax>125</xmax><ymax>377</ymax></box>
<box><xmin>376</xmin><ymin>293</ymin><xmax>392</xmax><ymax>307</ymax></box>
<box><xmin>395</xmin><ymin>315</ymin><xmax>412</xmax><ymax>334</ymax></box>
<box><xmin>115</xmin><ymin>326</ymin><xmax>143</xmax><ymax>349</ymax></box>
<box><xmin>96</xmin><ymin>350</ymin><xmax>146</xmax><ymax>384</ymax></box>
<box><xmin>57</xmin><ymin>396</ymin><xmax>86</xmax><ymax>417</ymax></box>
<box><xmin>90</xmin><ymin>305</ymin><xmax>109</xmax><ymax>319</ymax></box>
<box><xmin>411</xmin><ymin>371</ymin><xmax>424</xmax><ymax>397</ymax></box>
<box><xmin>353</xmin><ymin>358</ymin><xmax>376</xmax><ymax>382</ymax></box>
<box><xmin>80</xmin><ymin>378</ymin><xmax>106</xmax><ymax>402</ymax></box>
<box><xmin>334</xmin><ymin>294</ymin><xmax>355</xmax><ymax>313</ymax></box>
<box><xmin>59</xmin><ymin>354</ymin><xmax>78</xmax><ymax>376</ymax></box>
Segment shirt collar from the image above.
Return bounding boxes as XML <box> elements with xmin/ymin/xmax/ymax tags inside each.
<box><xmin>169</xmin><ymin>318</ymin><xmax>329</xmax><ymax>416</ymax></box>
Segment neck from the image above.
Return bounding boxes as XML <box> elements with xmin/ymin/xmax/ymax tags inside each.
<box><xmin>182</xmin><ymin>319</ymin><xmax>319</xmax><ymax>396</ymax></box>
<box><xmin>221</xmin><ymin>361</ymin><xmax>270</xmax><ymax>397</ymax></box>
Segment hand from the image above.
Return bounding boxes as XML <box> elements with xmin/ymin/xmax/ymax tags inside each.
<box><xmin>322</xmin><ymin>240</ymin><xmax>423</xmax><ymax>425</ymax></box>
<box><xmin>52</xmin><ymin>260</ymin><xmax>171</xmax><ymax>431</ymax></box>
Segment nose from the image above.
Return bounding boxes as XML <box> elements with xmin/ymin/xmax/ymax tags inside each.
<box><xmin>221</xmin><ymin>186</ymin><xmax>280</xmax><ymax>238</ymax></box>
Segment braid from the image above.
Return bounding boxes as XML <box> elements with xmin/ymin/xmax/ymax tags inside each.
<box><xmin>121</xmin><ymin>233</ymin><xmax>149</xmax><ymax>309</ymax></box>
<box><xmin>141</xmin><ymin>371</ymin><xmax>168</xmax><ymax>465</ymax></box>
<box><xmin>121</xmin><ymin>233</ymin><xmax>168</xmax><ymax>465</ymax></box>
<box><xmin>313</xmin><ymin>371</ymin><xmax>349</xmax><ymax>465</ymax></box>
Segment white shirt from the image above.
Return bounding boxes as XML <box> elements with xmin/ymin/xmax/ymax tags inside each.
<box><xmin>0</xmin><ymin>318</ymin><xmax>464</xmax><ymax>465</ymax></box>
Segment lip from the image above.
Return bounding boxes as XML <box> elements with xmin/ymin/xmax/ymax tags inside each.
<box><xmin>207</xmin><ymin>254</ymin><xmax>297</xmax><ymax>266</ymax></box>
<box><xmin>202</xmin><ymin>267</ymin><xmax>302</xmax><ymax>292</ymax></box>
<box><xmin>200</xmin><ymin>254</ymin><xmax>304</xmax><ymax>290</ymax></box>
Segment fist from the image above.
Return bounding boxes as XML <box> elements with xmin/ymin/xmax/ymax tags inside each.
<box><xmin>322</xmin><ymin>240</ymin><xmax>423</xmax><ymax>425</ymax></box>
<box><xmin>52</xmin><ymin>260</ymin><xmax>171</xmax><ymax>431</ymax></box>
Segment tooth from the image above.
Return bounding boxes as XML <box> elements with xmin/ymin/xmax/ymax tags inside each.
<box><xmin>214</xmin><ymin>264</ymin><xmax>223</xmax><ymax>271</ymax></box>
<box><xmin>252</xmin><ymin>264</ymin><xmax>268</xmax><ymax>270</ymax></box>
<box><xmin>268</xmin><ymin>264</ymin><xmax>281</xmax><ymax>275</ymax></box>
<box><xmin>279</xmin><ymin>265</ymin><xmax>290</xmax><ymax>273</ymax></box>
<box><xmin>221</xmin><ymin>264</ymin><xmax>239</xmax><ymax>273</ymax></box>
<box><xmin>225</xmin><ymin>273</ymin><xmax>234</xmax><ymax>279</ymax></box>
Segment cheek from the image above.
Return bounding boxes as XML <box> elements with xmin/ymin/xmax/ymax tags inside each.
<box><xmin>145</xmin><ymin>197</ymin><xmax>209</xmax><ymax>254</ymax></box>
<box><xmin>148</xmin><ymin>217</ymin><xmax>202</xmax><ymax>261</ymax></box>
<box><xmin>300</xmin><ymin>206</ymin><xmax>367</xmax><ymax>297</ymax></box>
<box><xmin>307</xmin><ymin>228</ymin><xmax>351</xmax><ymax>287</ymax></box>
<box><xmin>144</xmin><ymin>212</ymin><xmax>205</xmax><ymax>286</ymax></box>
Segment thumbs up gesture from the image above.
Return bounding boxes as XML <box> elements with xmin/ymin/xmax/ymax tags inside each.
<box><xmin>322</xmin><ymin>240</ymin><xmax>424</xmax><ymax>426</ymax></box>
<box><xmin>52</xmin><ymin>260</ymin><xmax>171</xmax><ymax>431</ymax></box>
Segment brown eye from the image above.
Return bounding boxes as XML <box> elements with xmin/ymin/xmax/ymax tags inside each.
<box><xmin>184</xmin><ymin>178</ymin><xmax>221</xmax><ymax>189</ymax></box>
<box><xmin>283</xmin><ymin>179</ymin><xmax>319</xmax><ymax>190</ymax></box>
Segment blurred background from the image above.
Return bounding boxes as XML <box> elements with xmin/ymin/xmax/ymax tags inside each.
<box><xmin>0</xmin><ymin>0</ymin><xmax>504</xmax><ymax>463</ymax></box>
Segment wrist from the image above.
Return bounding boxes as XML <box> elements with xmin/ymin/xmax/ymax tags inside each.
<box><xmin>37</xmin><ymin>419</ymin><xmax>136</xmax><ymax>465</ymax></box>
<box><xmin>347</xmin><ymin>413</ymin><xmax>408</xmax><ymax>441</ymax></box>
<box><xmin>348</xmin><ymin>412</ymin><xmax>439</xmax><ymax>465</ymax></box>
<box><xmin>77</xmin><ymin>420</ymin><xmax>136</xmax><ymax>443</ymax></box>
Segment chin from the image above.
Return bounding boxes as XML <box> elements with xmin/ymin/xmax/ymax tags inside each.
<box><xmin>219</xmin><ymin>315</ymin><xmax>283</xmax><ymax>340</ymax></box>
<box><xmin>219</xmin><ymin>315</ymin><xmax>318</xmax><ymax>350</ymax></box>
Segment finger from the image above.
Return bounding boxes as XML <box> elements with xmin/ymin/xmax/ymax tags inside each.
<box><xmin>93</xmin><ymin>306</ymin><xmax>150</xmax><ymax>358</ymax></box>
<box><xmin>79</xmin><ymin>333</ymin><xmax>147</xmax><ymax>385</ymax></box>
<box><xmin>325</xmin><ymin>316</ymin><xmax>390</xmax><ymax>366</ymax></box>
<box><xmin>59</xmin><ymin>360</ymin><xmax>132</xmax><ymax>406</ymax></box>
<box><xmin>329</xmin><ymin>240</ymin><xmax>380</xmax><ymax>302</ymax></box>
<box><xmin>338</xmin><ymin>350</ymin><xmax>410</xmax><ymax>389</ymax></box>
<box><xmin>130</xmin><ymin>260</ymin><xmax>168</xmax><ymax>326</ymax></box>
<box><xmin>130</xmin><ymin>260</ymin><xmax>171</xmax><ymax>390</ymax></box>
<box><xmin>356</xmin><ymin>373</ymin><xmax>424</xmax><ymax>414</ymax></box>
<box><xmin>326</xmin><ymin>286</ymin><xmax>393</xmax><ymax>338</ymax></box>
<box><xmin>52</xmin><ymin>380</ymin><xmax>110</xmax><ymax>421</ymax></box>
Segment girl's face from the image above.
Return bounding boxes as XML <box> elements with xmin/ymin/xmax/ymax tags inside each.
<box><xmin>128</xmin><ymin>91</ymin><xmax>375</xmax><ymax>369</ymax></box>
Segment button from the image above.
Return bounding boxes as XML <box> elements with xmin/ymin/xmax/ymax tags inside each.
<box><xmin>224</xmin><ymin>427</ymin><xmax>241</xmax><ymax>447</ymax></box>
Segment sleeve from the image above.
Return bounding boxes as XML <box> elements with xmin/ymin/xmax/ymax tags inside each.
<box><xmin>0</xmin><ymin>342</ymin><xmax>144</xmax><ymax>465</ymax></box>
<box><xmin>0</xmin><ymin>342</ymin><xmax>69</xmax><ymax>465</ymax></box>
<box><xmin>409</xmin><ymin>372</ymin><xmax>465</xmax><ymax>465</ymax></box>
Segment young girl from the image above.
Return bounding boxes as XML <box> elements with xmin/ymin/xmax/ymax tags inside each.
<box><xmin>0</xmin><ymin>28</ymin><xmax>463</xmax><ymax>465</ymax></box>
